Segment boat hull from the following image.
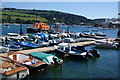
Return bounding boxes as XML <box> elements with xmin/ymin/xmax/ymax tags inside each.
<box><xmin>55</xmin><ymin>49</ymin><xmax>85</xmax><ymax>59</ymax></box>
<box><xmin>1</xmin><ymin>69</ymin><xmax>29</xmax><ymax>80</ymax></box>
<box><xmin>25</xmin><ymin>64</ymin><xmax>48</xmax><ymax>72</ymax></box>
<box><xmin>65</xmin><ymin>53</ymin><xmax>85</xmax><ymax>58</ymax></box>
<box><xmin>27</xmin><ymin>28</ymin><xmax>39</xmax><ymax>33</ymax></box>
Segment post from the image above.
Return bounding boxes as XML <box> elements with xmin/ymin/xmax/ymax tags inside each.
<box><xmin>67</xmin><ymin>26</ymin><xmax>69</xmax><ymax>37</ymax></box>
<box><xmin>19</xmin><ymin>23</ymin><xmax>23</xmax><ymax>35</ymax></box>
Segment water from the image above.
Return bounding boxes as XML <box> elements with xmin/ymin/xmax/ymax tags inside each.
<box><xmin>25</xmin><ymin>45</ymin><xmax>118</xmax><ymax>79</ymax></box>
<box><xmin>1</xmin><ymin>24</ymin><xmax>119</xmax><ymax>79</ymax></box>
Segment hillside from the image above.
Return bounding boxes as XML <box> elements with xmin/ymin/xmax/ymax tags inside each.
<box><xmin>1</xmin><ymin>8</ymin><xmax>94</xmax><ymax>25</ymax></box>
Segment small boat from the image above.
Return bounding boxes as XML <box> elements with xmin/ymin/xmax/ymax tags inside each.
<box><xmin>34</xmin><ymin>38</ymin><xmax>49</xmax><ymax>47</ymax></box>
<box><xmin>59</xmin><ymin>33</ymin><xmax>68</xmax><ymax>37</ymax></box>
<box><xmin>95</xmin><ymin>36</ymin><xmax>106</xmax><ymax>39</ymax></box>
<box><xmin>7</xmin><ymin>33</ymin><xmax>21</xmax><ymax>40</ymax></box>
<box><xmin>0</xmin><ymin>46</ymin><xmax>9</xmax><ymax>53</ymax></box>
<box><xmin>94</xmin><ymin>32</ymin><xmax>106</xmax><ymax>37</ymax></box>
<box><xmin>49</xmin><ymin>40</ymin><xmax>59</xmax><ymax>46</ymax></box>
<box><xmin>0</xmin><ymin>56</ymin><xmax>29</xmax><ymax>79</ymax></box>
<box><xmin>69</xmin><ymin>33</ymin><xmax>80</xmax><ymax>38</ymax></box>
<box><xmin>35</xmin><ymin>41</ymin><xmax>49</xmax><ymax>47</ymax></box>
<box><xmin>8</xmin><ymin>33</ymin><xmax>20</xmax><ymax>37</ymax></box>
<box><xmin>64</xmin><ymin>38</ymin><xmax>75</xmax><ymax>43</ymax></box>
<box><xmin>82</xmin><ymin>30</ymin><xmax>90</xmax><ymax>32</ymax></box>
<box><xmin>95</xmin><ymin>40</ymin><xmax>119</xmax><ymax>49</ymax></box>
<box><xmin>11</xmin><ymin>36</ymin><xmax>25</xmax><ymax>41</ymax></box>
<box><xmin>4</xmin><ymin>23</ymin><xmax>9</xmax><ymax>26</ymax></box>
<box><xmin>7</xmin><ymin>52</ymin><xmax>48</xmax><ymax>72</ymax></box>
<box><xmin>91</xmin><ymin>29</ymin><xmax>99</xmax><ymax>31</ymax></box>
<box><xmin>4</xmin><ymin>45</ymin><xmax>23</xmax><ymax>51</ymax></box>
<box><xmin>14</xmin><ymin>41</ymin><xmax>38</xmax><ymax>48</ymax></box>
<box><xmin>55</xmin><ymin>44</ymin><xmax>100</xmax><ymax>59</ymax></box>
<box><xmin>37</xmin><ymin>33</ymin><xmax>49</xmax><ymax>40</ymax></box>
<box><xmin>28</xmin><ymin>52</ymin><xmax>63</xmax><ymax>66</ymax></box>
<box><xmin>79</xmin><ymin>33</ymin><xmax>95</xmax><ymax>38</ymax></box>
<box><xmin>49</xmin><ymin>33</ymin><xmax>58</xmax><ymax>38</ymax></box>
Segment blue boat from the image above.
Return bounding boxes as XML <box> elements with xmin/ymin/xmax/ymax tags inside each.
<box><xmin>28</xmin><ymin>52</ymin><xmax>63</xmax><ymax>66</ymax></box>
<box><xmin>4</xmin><ymin>45</ymin><xmax>23</xmax><ymax>51</ymax></box>
<box><xmin>14</xmin><ymin>41</ymin><xmax>38</xmax><ymax>48</ymax></box>
<box><xmin>37</xmin><ymin>33</ymin><xmax>48</xmax><ymax>40</ymax></box>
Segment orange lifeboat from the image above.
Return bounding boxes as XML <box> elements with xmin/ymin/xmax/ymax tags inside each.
<box><xmin>33</xmin><ymin>23</ymin><xmax>50</xmax><ymax>30</ymax></box>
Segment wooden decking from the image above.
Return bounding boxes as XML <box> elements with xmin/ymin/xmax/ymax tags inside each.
<box><xmin>18</xmin><ymin>46</ymin><xmax>55</xmax><ymax>54</ymax></box>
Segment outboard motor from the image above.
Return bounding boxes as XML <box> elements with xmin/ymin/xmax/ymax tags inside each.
<box><xmin>115</xmin><ymin>43</ymin><xmax>120</xmax><ymax>49</ymax></box>
<box><xmin>85</xmin><ymin>52</ymin><xmax>93</xmax><ymax>59</ymax></box>
<box><xmin>90</xmin><ymin>49</ymin><xmax>100</xmax><ymax>58</ymax></box>
<box><xmin>4</xmin><ymin>37</ymin><xmax>10</xmax><ymax>45</ymax></box>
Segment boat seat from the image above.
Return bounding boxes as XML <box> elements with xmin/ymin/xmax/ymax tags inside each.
<box><xmin>19</xmin><ymin>58</ymin><xmax>32</xmax><ymax>63</ymax></box>
<box><xmin>4</xmin><ymin>67</ymin><xmax>27</xmax><ymax>76</ymax></box>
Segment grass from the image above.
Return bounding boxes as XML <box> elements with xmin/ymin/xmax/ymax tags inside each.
<box><xmin>1</xmin><ymin>11</ymin><xmax>48</xmax><ymax>22</ymax></box>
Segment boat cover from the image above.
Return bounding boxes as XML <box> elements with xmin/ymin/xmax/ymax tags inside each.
<box><xmin>28</xmin><ymin>52</ymin><xmax>61</xmax><ymax>64</ymax></box>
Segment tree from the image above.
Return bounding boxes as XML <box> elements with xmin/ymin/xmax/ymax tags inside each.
<box><xmin>15</xmin><ymin>18</ymin><xmax>23</xmax><ymax>23</ymax></box>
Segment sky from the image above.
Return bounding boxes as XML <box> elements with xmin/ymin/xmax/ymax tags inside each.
<box><xmin>2</xmin><ymin>2</ymin><xmax>118</xmax><ymax>19</ymax></box>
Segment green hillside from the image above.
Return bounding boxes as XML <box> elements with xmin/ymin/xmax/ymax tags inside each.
<box><xmin>1</xmin><ymin>8</ymin><xmax>94</xmax><ymax>24</ymax></box>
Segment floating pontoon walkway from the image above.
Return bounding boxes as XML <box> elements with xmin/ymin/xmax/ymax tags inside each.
<box><xmin>17</xmin><ymin>41</ymin><xmax>95</xmax><ymax>54</ymax></box>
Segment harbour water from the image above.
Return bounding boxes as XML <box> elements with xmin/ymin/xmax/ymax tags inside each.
<box><xmin>1</xmin><ymin>24</ymin><xmax>119</xmax><ymax>79</ymax></box>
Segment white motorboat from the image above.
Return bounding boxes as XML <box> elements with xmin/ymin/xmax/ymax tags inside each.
<box><xmin>55</xmin><ymin>45</ymin><xmax>100</xmax><ymax>58</ymax></box>
<box><xmin>95</xmin><ymin>40</ymin><xmax>119</xmax><ymax>49</ymax></box>
<box><xmin>64</xmin><ymin>38</ymin><xmax>75</xmax><ymax>43</ymax></box>
<box><xmin>34</xmin><ymin>39</ymin><xmax>49</xmax><ymax>47</ymax></box>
